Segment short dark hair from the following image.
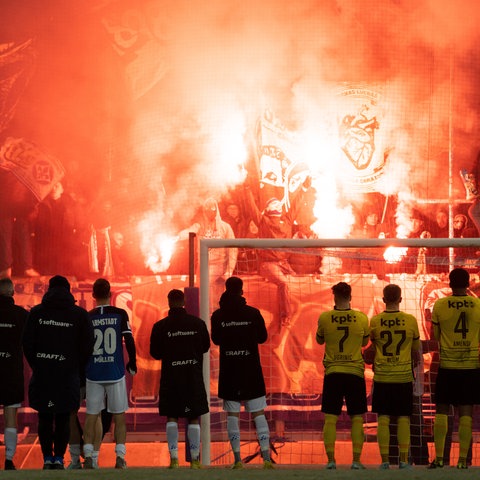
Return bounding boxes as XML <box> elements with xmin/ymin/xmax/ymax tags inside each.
<box><xmin>449</xmin><ymin>268</ymin><xmax>469</xmax><ymax>289</ymax></box>
<box><xmin>225</xmin><ymin>276</ymin><xmax>243</xmax><ymax>295</ymax></box>
<box><xmin>332</xmin><ymin>282</ymin><xmax>351</xmax><ymax>299</ymax></box>
<box><xmin>0</xmin><ymin>278</ymin><xmax>14</xmax><ymax>297</ymax></box>
<box><xmin>383</xmin><ymin>284</ymin><xmax>401</xmax><ymax>303</ymax></box>
<box><xmin>49</xmin><ymin>275</ymin><xmax>70</xmax><ymax>291</ymax></box>
<box><xmin>168</xmin><ymin>289</ymin><xmax>185</xmax><ymax>308</ymax></box>
<box><xmin>93</xmin><ymin>278</ymin><xmax>111</xmax><ymax>299</ymax></box>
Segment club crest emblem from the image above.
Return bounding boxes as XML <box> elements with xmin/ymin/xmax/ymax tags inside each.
<box><xmin>337</xmin><ymin>84</ymin><xmax>386</xmax><ymax>192</ymax></box>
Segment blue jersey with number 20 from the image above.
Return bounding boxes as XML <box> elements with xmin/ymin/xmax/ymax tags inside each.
<box><xmin>86</xmin><ymin>305</ymin><xmax>132</xmax><ymax>382</ymax></box>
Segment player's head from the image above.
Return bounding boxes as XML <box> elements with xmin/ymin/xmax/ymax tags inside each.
<box><xmin>48</xmin><ymin>275</ymin><xmax>71</xmax><ymax>291</ymax></box>
<box><xmin>449</xmin><ymin>268</ymin><xmax>469</xmax><ymax>289</ymax></box>
<box><xmin>168</xmin><ymin>289</ymin><xmax>185</xmax><ymax>308</ymax></box>
<box><xmin>332</xmin><ymin>282</ymin><xmax>351</xmax><ymax>300</ymax></box>
<box><xmin>383</xmin><ymin>284</ymin><xmax>402</xmax><ymax>304</ymax></box>
<box><xmin>93</xmin><ymin>278</ymin><xmax>111</xmax><ymax>300</ymax></box>
<box><xmin>225</xmin><ymin>276</ymin><xmax>243</xmax><ymax>295</ymax></box>
<box><xmin>0</xmin><ymin>278</ymin><xmax>14</xmax><ymax>297</ymax></box>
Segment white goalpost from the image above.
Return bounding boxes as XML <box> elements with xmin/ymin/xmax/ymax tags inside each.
<box><xmin>199</xmin><ymin>237</ymin><xmax>480</xmax><ymax>467</ymax></box>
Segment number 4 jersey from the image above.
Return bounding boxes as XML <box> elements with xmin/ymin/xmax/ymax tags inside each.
<box><xmin>86</xmin><ymin>305</ymin><xmax>132</xmax><ymax>382</ymax></box>
<box><xmin>432</xmin><ymin>294</ymin><xmax>480</xmax><ymax>370</ymax></box>
<box><xmin>369</xmin><ymin>310</ymin><xmax>420</xmax><ymax>383</ymax></box>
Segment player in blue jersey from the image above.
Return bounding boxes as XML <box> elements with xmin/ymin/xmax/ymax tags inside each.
<box><xmin>82</xmin><ymin>278</ymin><xmax>137</xmax><ymax>469</ymax></box>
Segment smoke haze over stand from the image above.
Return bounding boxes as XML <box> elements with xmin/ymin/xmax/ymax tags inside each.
<box><xmin>2</xmin><ymin>0</ymin><xmax>480</xmax><ymax>272</ymax></box>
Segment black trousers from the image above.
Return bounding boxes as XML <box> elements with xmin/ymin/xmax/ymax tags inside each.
<box><xmin>38</xmin><ymin>411</ymin><xmax>71</xmax><ymax>459</ymax></box>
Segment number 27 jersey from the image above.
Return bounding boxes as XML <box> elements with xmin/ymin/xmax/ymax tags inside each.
<box><xmin>369</xmin><ymin>311</ymin><xmax>420</xmax><ymax>383</ymax></box>
<box><xmin>432</xmin><ymin>294</ymin><xmax>480</xmax><ymax>369</ymax></box>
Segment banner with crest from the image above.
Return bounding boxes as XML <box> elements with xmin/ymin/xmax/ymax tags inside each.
<box><xmin>0</xmin><ymin>137</ymin><xmax>65</xmax><ymax>202</ymax></box>
<box><xmin>337</xmin><ymin>83</ymin><xmax>386</xmax><ymax>192</ymax></box>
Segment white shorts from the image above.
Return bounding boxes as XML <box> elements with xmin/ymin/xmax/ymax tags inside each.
<box><xmin>86</xmin><ymin>377</ymin><xmax>129</xmax><ymax>415</ymax></box>
<box><xmin>223</xmin><ymin>396</ymin><xmax>267</xmax><ymax>413</ymax></box>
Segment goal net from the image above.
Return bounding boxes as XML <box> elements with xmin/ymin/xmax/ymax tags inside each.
<box><xmin>199</xmin><ymin>237</ymin><xmax>480</xmax><ymax>467</ymax></box>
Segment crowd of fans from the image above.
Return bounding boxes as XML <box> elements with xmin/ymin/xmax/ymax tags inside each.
<box><xmin>1</xmin><ymin>175</ymin><xmax>479</xmax><ymax>283</ymax></box>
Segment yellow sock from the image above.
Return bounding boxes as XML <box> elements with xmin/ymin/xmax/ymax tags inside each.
<box><xmin>458</xmin><ymin>416</ymin><xmax>472</xmax><ymax>463</ymax></box>
<box><xmin>323</xmin><ymin>414</ymin><xmax>338</xmax><ymax>463</ymax></box>
<box><xmin>397</xmin><ymin>416</ymin><xmax>410</xmax><ymax>463</ymax></box>
<box><xmin>351</xmin><ymin>415</ymin><xmax>364</xmax><ymax>463</ymax></box>
<box><xmin>433</xmin><ymin>414</ymin><xmax>448</xmax><ymax>462</ymax></box>
<box><xmin>377</xmin><ymin>415</ymin><xmax>390</xmax><ymax>463</ymax></box>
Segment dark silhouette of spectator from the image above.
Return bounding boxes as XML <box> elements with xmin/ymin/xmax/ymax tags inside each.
<box><xmin>402</xmin><ymin>211</ymin><xmax>430</xmax><ymax>275</ymax></box>
<box><xmin>428</xmin><ymin>208</ymin><xmax>449</xmax><ymax>275</ymax></box>
<box><xmin>429</xmin><ymin>208</ymin><xmax>449</xmax><ymax>238</ymax></box>
<box><xmin>452</xmin><ymin>214</ymin><xmax>478</xmax><ymax>270</ymax></box>
<box><xmin>223</xmin><ymin>203</ymin><xmax>249</xmax><ymax>239</ymax></box>
<box><xmin>33</xmin><ymin>182</ymin><xmax>78</xmax><ymax>276</ymax></box>
<box><xmin>0</xmin><ymin>170</ymin><xmax>40</xmax><ymax>278</ymax></box>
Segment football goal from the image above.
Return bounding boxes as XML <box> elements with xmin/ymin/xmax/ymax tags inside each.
<box><xmin>198</xmin><ymin>237</ymin><xmax>480</xmax><ymax>467</ymax></box>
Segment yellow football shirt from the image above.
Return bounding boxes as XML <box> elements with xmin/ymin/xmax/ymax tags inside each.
<box><xmin>369</xmin><ymin>310</ymin><xmax>420</xmax><ymax>383</ymax></box>
<box><xmin>432</xmin><ymin>294</ymin><xmax>480</xmax><ymax>369</ymax></box>
<box><xmin>316</xmin><ymin>308</ymin><xmax>369</xmax><ymax>378</ymax></box>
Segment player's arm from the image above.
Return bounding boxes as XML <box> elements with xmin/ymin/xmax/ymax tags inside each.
<box><xmin>149</xmin><ymin>322</ymin><xmax>163</xmax><ymax>360</ymax></box>
<box><xmin>362</xmin><ymin>342</ymin><xmax>375</xmax><ymax>365</ymax></box>
<box><xmin>121</xmin><ymin>311</ymin><xmax>137</xmax><ymax>374</ymax></box>
<box><xmin>210</xmin><ymin>313</ymin><xmax>221</xmax><ymax>345</ymax></box>
<box><xmin>361</xmin><ymin>315</ymin><xmax>370</xmax><ymax>347</ymax></box>
<box><xmin>256</xmin><ymin>310</ymin><xmax>268</xmax><ymax>344</ymax></box>
<box><xmin>22</xmin><ymin>311</ymin><xmax>37</xmax><ymax>368</ymax></box>
<box><xmin>363</xmin><ymin>319</ymin><xmax>376</xmax><ymax>365</ymax></box>
<box><xmin>316</xmin><ymin>316</ymin><xmax>325</xmax><ymax>345</ymax></box>
<box><xmin>80</xmin><ymin>311</ymin><xmax>95</xmax><ymax>366</ymax></box>
<box><xmin>199</xmin><ymin>320</ymin><xmax>211</xmax><ymax>354</ymax></box>
<box><xmin>124</xmin><ymin>333</ymin><xmax>137</xmax><ymax>374</ymax></box>
<box><xmin>431</xmin><ymin>302</ymin><xmax>443</xmax><ymax>341</ymax></box>
<box><xmin>177</xmin><ymin>222</ymin><xmax>201</xmax><ymax>241</ymax></box>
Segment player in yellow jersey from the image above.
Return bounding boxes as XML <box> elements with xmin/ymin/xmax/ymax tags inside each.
<box><xmin>428</xmin><ymin>268</ymin><xmax>480</xmax><ymax>470</ymax></box>
<box><xmin>368</xmin><ymin>284</ymin><xmax>420</xmax><ymax>470</ymax></box>
<box><xmin>316</xmin><ymin>282</ymin><xmax>369</xmax><ymax>470</ymax></box>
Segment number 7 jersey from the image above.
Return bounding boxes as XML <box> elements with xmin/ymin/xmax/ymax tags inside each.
<box><xmin>432</xmin><ymin>294</ymin><xmax>480</xmax><ymax>369</ymax></box>
<box><xmin>369</xmin><ymin>310</ymin><xmax>420</xmax><ymax>383</ymax></box>
<box><xmin>316</xmin><ymin>308</ymin><xmax>369</xmax><ymax>378</ymax></box>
